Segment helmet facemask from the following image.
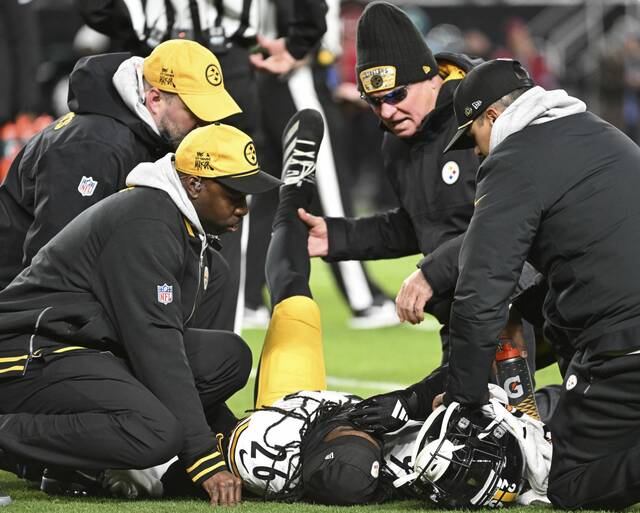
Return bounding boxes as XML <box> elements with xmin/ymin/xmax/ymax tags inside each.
<box><xmin>395</xmin><ymin>402</ymin><xmax>525</xmax><ymax>508</ymax></box>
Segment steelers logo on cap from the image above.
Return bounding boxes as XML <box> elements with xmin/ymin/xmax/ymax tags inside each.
<box><xmin>464</xmin><ymin>106</ymin><xmax>473</xmax><ymax>117</ymax></box>
<box><xmin>205</xmin><ymin>64</ymin><xmax>222</xmax><ymax>86</ymax></box>
<box><xmin>244</xmin><ymin>142</ymin><xmax>257</xmax><ymax>166</ymax></box>
<box><xmin>371</xmin><ymin>75</ymin><xmax>383</xmax><ymax>89</ymax></box>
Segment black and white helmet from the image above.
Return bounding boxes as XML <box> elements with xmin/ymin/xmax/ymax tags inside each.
<box><xmin>395</xmin><ymin>402</ymin><xmax>525</xmax><ymax>508</ymax></box>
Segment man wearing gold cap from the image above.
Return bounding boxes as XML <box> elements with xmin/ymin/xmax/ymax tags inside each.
<box><xmin>0</xmin><ymin>123</ymin><xmax>280</xmax><ymax>506</ymax></box>
<box><xmin>0</xmin><ymin>39</ymin><xmax>239</xmax><ymax>293</ymax></box>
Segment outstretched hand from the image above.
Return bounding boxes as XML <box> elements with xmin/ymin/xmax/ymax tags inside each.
<box><xmin>298</xmin><ymin>208</ymin><xmax>328</xmax><ymax>257</ymax></box>
<box><xmin>201</xmin><ymin>470</ymin><xmax>242</xmax><ymax>507</ymax></box>
<box><xmin>249</xmin><ymin>35</ymin><xmax>300</xmax><ymax>76</ymax></box>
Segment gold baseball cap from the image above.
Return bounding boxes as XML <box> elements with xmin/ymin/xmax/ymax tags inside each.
<box><xmin>175</xmin><ymin>123</ymin><xmax>281</xmax><ymax>194</ymax></box>
<box><xmin>143</xmin><ymin>39</ymin><xmax>241</xmax><ymax>122</ymax></box>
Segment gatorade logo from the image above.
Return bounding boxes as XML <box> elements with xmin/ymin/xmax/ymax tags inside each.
<box><xmin>504</xmin><ymin>376</ymin><xmax>524</xmax><ymax>399</ymax></box>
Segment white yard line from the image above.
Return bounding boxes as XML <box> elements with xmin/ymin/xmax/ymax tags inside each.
<box><xmin>249</xmin><ymin>368</ymin><xmax>407</xmax><ymax>391</ymax></box>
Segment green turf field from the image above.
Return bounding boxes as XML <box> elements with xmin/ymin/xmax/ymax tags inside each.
<box><xmin>0</xmin><ymin>256</ymin><xmax>569</xmax><ymax>512</ymax></box>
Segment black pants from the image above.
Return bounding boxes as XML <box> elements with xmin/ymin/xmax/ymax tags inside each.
<box><xmin>547</xmin><ymin>350</ymin><xmax>640</xmax><ymax>510</ymax></box>
<box><xmin>0</xmin><ymin>329</ymin><xmax>251</xmax><ymax>471</ymax></box>
<box><xmin>265</xmin><ymin>183</ymin><xmax>315</xmax><ymax>306</ymax></box>
<box><xmin>208</xmin><ymin>45</ymin><xmax>266</xmax><ymax>332</ymax></box>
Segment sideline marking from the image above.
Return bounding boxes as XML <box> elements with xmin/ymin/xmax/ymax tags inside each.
<box><xmin>248</xmin><ymin>368</ymin><xmax>407</xmax><ymax>392</ymax></box>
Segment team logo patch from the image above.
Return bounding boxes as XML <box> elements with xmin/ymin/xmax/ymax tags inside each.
<box><xmin>324</xmin><ymin>452</ymin><xmax>334</xmax><ymax>461</ymax></box>
<box><xmin>422</xmin><ymin>65</ymin><xmax>432</xmax><ymax>75</ymax></box>
<box><xmin>159</xmin><ymin>67</ymin><xmax>176</xmax><ymax>88</ymax></box>
<box><xmin>205</xmin><ymin>64</ymin><xmax>222</xmax><ymax>86</ymax></box>
<box><xmin>464</xmin><ymin>106</ymin><xmax>473</xmax><ymax>117</ymax></box>
<box><xmin>359</xmin><ymin>65</ymin><xmax>396</xmax><ymax>93</ymax></box>
<box><xmin>203</xmin><ymin>266</ymin><xmax>209</xmax><ymax>291</ymax></box>
<box><xmin>566</xmin><ymin>374</ymin><xmax>578</xmax><ymax>391</ymax></box>
<box><xmin>194</xmin><ymin>151</ymin><xmax>214</xmax><ymax>172</ymax></box>
<box><xmin>441</xmin><ymin>161</ymin><xmax>460</xmax><ymax>185</ymax></box>
<box><xmin>77</xmin><ymin>176</ymin><xmax>98</xmax><ymax>197</ymax></box>
<box><xmin>157</xmin><ymin>284</ymin><xmax>173</xmax><ymax>305</ymax></box>
<box><xmin>244</xmin><ymin>142</ymin><xmax>257</xmax><ymax>166</ymax></box>
<box><xmin>54</xmin><ymin>112</ymin><xmax>75</xmax><ymax>130</ymax></box>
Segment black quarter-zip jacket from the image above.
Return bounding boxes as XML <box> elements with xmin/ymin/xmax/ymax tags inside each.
<box><xmin>0</xmin><ymin>180</ymin><xmax>223</xmax><ymax>481</ymax></box>
<box><xmin>447</xmin><ymin>111</ymin><xmax>640</xmax><ymax>406</ymax></box>
<box><xmin>324</xmin><ymin>54</ymin><xmax>481</xmax><ymax>297</ymax></box>
<box><xmin>0</xmin><ymin>52</ymin><xmax>172</xmax><ymax>288</ymax></box>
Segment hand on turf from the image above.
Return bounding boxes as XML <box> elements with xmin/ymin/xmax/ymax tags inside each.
<box><xmin>348</xmin><ymin>391</ymin><xmax>411</xmax><ymax>435</ymax></box>
<box><xmin>202</xmin><ymin>470</ymin><xmax>242</xmax><ymax>507</ymax></box>
<box><xmin>395</xmin><ymin>269</ymin><xmax>433</xmax><ymax>324</ymax></box>
<box><xmin>298</xmin><ymin>208</ymin><xmax>328</xmax><ymax>257</ymax></box>
<box><xmin>249</xmin><ymin>35</ymin><xmax>300</xmax><ymax>76</ymax></box>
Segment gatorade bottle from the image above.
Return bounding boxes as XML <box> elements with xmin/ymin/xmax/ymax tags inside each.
<box><xmin>495</xmin><ymin>340</ymin><xmax>540</xmax><ymax>420</ymax></box>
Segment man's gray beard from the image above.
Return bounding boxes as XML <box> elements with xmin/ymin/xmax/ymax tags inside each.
<box><xmin>159</xmin><ymin>129</ymin><xmax>184</xmax><ymax>151</ymax></box>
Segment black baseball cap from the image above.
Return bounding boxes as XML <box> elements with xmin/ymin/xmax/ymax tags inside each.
<box><xmin>302</xmin><ymin>435</ymin><xmax>382</xmax><ymax>505</ymax></box>
<box><xmin>443</xmin><ymin>59</ymin><xmax>534</xmax><ymax>153</ymax></box>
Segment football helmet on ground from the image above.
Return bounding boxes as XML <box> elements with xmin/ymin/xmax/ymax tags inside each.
<box><xmin>395</xmin><ymin>401</ymin><xmax>525</xmax><ymax>508</ymax></box>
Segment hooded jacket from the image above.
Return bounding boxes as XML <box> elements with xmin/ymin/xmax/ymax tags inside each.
<box><xmin>446</xmin><ymin>87</ymin><xmax>640</xmax><ymax>406</ymax></box>
<box><xmin>0</xmin><ymin>154</ymin><xmax>225</xmax><ymax>482</ymax></box>
<box><xmin>323</xmin><ymin>53</ymin><xmax>481</xmax><ymax>307</ymax></box>
<box><xmin>0</xmin><ymin>52</ymin><xmax>172</xmax><ymax>288</ymax></box>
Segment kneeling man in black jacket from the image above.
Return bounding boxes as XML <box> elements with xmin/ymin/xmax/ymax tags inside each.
<box><xmin>440</xmin><ymin>59</ymin><xmax>640</xmax><ymax>510</ymax></box>
<box><xmin>0</xmin><ymin>123</ymin><xmax>280</xmax><ymax>506</ymax></box>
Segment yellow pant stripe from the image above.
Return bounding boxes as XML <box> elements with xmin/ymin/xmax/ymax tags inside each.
<box><xmin>0</xmin><ymin>365</ymin><xmax>25</xmax><ymax>374</ymax></box>
<box><xmin>191</xmin><ymin>461</ymin><xmax>226</xmax><ymax>482</ymax></box>
<box><xmin>52</xmin><ymin>346</ymin><xmax>86</xmax><ymax>354</ymax></box>
<box><xmin>0</xmin><ymin>355</ymin><xmax>28</xmax><ymax>363</ymax></box>
<box><xmin>186</xmin><ymin>452</ymin><xmax>221</xmax><ymax>473</ymax></box>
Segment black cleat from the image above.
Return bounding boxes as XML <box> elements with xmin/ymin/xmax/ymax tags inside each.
<box><xmin>281</xmin><ymin>109</ymin><xmax>324</xmax><ymax>187</ymax></box>
<box><xmin>41</xmin><ymin>468</ymin><xmax>105</xmax><ymax>497</ymax></box>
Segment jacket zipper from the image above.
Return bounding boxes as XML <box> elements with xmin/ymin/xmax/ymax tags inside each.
<box><xmin>23</xmin><ymin>306</ymin><xmax>52</xmax><ymax>375</ymax></box>
<box><xmin>185</xmin><ymin>237</ymin><xmax>208</xmax><ymax>324</ymax></box>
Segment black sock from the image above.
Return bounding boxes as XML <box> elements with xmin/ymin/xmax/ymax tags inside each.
<box><xmin>272</xmin><ymin>182</ymin><xmax>315</xmax><ymax>232</ymax></box>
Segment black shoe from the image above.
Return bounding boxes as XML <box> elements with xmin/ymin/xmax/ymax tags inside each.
<box><xmin>41</xmin><ymin>467</ymin><xmax>105</xmax><ymax>497</ymax></box>
<box><xmin>281</xmin><ymin>109</ymin><xmax>324</xmax><ymax>187</ymax></box>
<box><xmin>0</xmin><ymin>447</ymin><xmax>43</xmax><ymax>482</ymax></box>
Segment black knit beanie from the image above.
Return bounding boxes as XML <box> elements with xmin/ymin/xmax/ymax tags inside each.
<box><xmin>356</xmin><ymin>1</ymin><xmax>438</xmax><ymax>93</ymax></box>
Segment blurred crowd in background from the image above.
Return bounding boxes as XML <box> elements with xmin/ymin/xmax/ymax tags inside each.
<box><xmin>2</xmin><ymin>0</ymin><xmax>640</xmax><ymax>210</ymax></box>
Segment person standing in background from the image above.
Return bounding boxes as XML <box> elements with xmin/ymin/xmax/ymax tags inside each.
<box><xmin>244</xmin><ymin>0</ymin><xmax>398</xmax><ymax>329</ymax></box>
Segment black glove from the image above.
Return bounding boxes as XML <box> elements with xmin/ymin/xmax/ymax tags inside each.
<box><xmin>347</xmin><ymin>390</ymin><xmax>417</xmax><ymax>436</ymax></box>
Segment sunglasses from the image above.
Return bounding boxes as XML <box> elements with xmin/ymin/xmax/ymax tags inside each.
<box><xmin>361</xmin><ymin>86</ymin><xmax>409</xmax><ymax>108</ymax></box>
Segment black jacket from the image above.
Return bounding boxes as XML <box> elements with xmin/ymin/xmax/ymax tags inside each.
<box><xmin>324</xmin><ymin>54</ymin><xmax>480</xmax><ymax>298</ymax></box>
<box><xmin>0</xmin><ymin>52</ymin><xmax>171</xmax><ymax>288</ymax></box>
<box><xmin>0</xmin><ymin>185</ymin><xmax>224</xmax><ymax>483</ymax></box>
<box><xmin>447</xmin><ymin>111</ymin><xmax>640</xmax><ymax>406</ymax></box>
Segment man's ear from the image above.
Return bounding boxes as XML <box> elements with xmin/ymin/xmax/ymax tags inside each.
<box><xmin>144</xmin><ymin>87</ymin><xmax>163</xmax><ymax>118</ymax></box>
<box><xmin>182</xmin><ymin>175</ymin><xmax>202</xmax><ymax>200</ymax></box>
<box><xmin>485</xmin><ymin>107</ymin><xmax>501</xmax><ymax>125</ymax></box>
